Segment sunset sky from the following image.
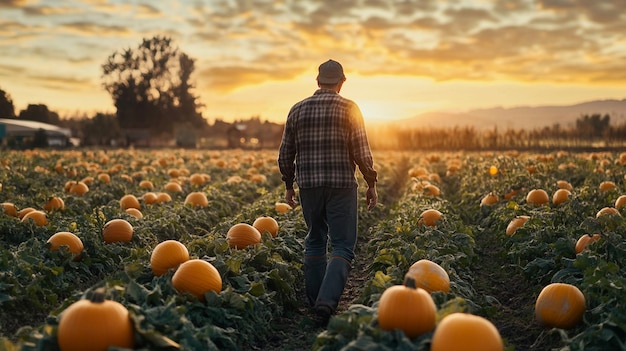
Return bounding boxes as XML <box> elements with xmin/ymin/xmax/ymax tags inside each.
<box><xmin>0</xmin><ymin>0</ymin><xmax>624</xmax><ymax>124</ymax></box>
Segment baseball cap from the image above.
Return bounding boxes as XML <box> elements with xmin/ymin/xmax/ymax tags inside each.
<box><xmin>317</xmin><ymin>59</ymin><xmax>346</xmax><ymax>85</ymax></box>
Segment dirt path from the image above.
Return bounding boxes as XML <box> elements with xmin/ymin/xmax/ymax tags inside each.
<box><xmin>470</xmin><ymin>226</ymin><xmax>550</xmax><ymax>350</ymax></box>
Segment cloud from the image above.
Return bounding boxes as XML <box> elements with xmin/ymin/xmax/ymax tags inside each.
<box><xmin>0</xmin><ymin>0</ymin><xmax>27</xmax><ymax>7</ymax></box>
<box><xmin>59</xmin><ymin>22</ymin><xmax>131</xmax><ymax>36</ymax></box>
<box><xmin>22</xmin><ymin>5</ymin><xmax>83</xmax><ymax>16</ymax></box>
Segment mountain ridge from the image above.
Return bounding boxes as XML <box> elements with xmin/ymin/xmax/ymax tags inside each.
<box><xmin>394</xmin><ymin>98</ymin><xmax>626</xmax><ymax>130</ymax></box>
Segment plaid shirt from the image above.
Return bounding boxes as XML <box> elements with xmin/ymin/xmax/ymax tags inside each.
<box><xmin>278</xmin><ymin>89</ymin><xmax>377</xmax><ymax>189</ymax></box>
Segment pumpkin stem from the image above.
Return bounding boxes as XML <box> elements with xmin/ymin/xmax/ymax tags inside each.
<box><xmin>90</xmin><ymin>287</ymin><xmax>107</xmax><ymax>303</ymax></box>
<box><xmin>404</xmin><ymin>276</ymin><xmax>417</xmax><ymax>289</ymax></box>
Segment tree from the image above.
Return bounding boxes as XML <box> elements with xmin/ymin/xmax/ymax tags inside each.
<box><xmin>575</xmin><ymin>114</ymin><xmax>610</xmax><ymax>140</ymax></box>
<box><xmin>18</xmin><ymin>104</ymin><xmax>60</xmax><ymax>125</ymax></box>
<box><xmin>101</xmin><ymin>36</ymin><xmax>206</xmax><ymax>138</ymax></box>
<box><xmin>0</xmin><ymin>88</ymin><xmax>16</xmax><ymax>118</ymax></box>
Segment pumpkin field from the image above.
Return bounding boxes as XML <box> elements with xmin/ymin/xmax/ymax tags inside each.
<box><xmin>1</xmin><ymin>148</ymin><xmax>625</xmax><ymax>351</ymax></box>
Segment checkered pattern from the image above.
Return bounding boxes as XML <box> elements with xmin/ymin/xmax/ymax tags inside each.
<box><xmin>278</xmin><ymin>89</ymin><xmax>377</xmax><ymax>189</ymax></box>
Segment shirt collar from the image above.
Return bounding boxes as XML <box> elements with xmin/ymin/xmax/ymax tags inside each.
<box><xmin>314</xmin><ymin>89</ymin><xmax>338</xmax><ymax>95</ymax></box>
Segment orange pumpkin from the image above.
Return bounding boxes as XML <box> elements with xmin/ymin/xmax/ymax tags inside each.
<box><xmin>43</xmin><ymin>196</ymin><xmax>65</xmax><ymax>212</ymax></box>
<box><xmin>1</xmin><ymin>202</ymin><xmax>18</xmax><ymax>217</ymax></box>
<box><xmin>404</xmin><ymin>259</ymin><xmax>450</xmax><ymax>293</ymax></box>
<box><xmin>57</xmin><ymin>288</ymin><xmax>134</xmax><ymax>351</ymax></box>
<box><xmin>21</xmin><ymin>210</ymin><xmax>48</xmax><ymax>226</ymax></box>
<box><xmin>119</xmin><ymin>194</ymin><xmax>141</xmax><ymax>211</ymax></box>
<box><xmin>599</xmin><ymin>181</ymin><xmax>616</xmax><ymax>193</ymax></box>
<box><xmin>377</xmin><ymin>277</ymin><xmax>437</xmax><ymax>339</ymax></box>
<box><xmin>184</xmin><ymin>192</ymin><xmax>209</xmax><ymax>208</ymax></box>
<box><xmin>17</xmin><ymin>207</ymin><xmax>36</xmax><ymax>219</ymax></box>
<box><xmin>596</xmin><ymin>207</ymin><xmax>621</xmax><ymax>218</ymax></box>
<box><xmin>47</xmin><ymin>231</ymin><xmax>84</xmax><ymax>259</ymax></box>
<box><xmin>480</xmin><ymin>193</ymin><xmax>499</xmax><ymax>206</ymax></box>
<box><xmin>551</xmin><ymin>189</ymin><xmax>571</xmax><ymax>205</ymax></box>
<box><xmin>275</xmin><ymin>202</ymin><xmax>292</xmax><ymax>213</ymax></box>
<box><xmin>575</xmin><ymin>234</ymin><xmax>601</xmax><ymax>254</ymax></box>
<box><xmin>226</xmin><ymin>223</ymin><xmax>262</xmax><ymax>249</ymax></box>
<box><xmin>535</xmin><ymin>283</ymin><xmax>586</xmax><ymax>329</ymax></box>
<box><xmin>125</xmin><ymin>208</ymin><xmax>143</xmax><ymax>219</ymax></box>
<box><xmin>431</xmin><ymin>313</ymin><xmax>503</xmax><ymax>351</ymax></box>
<box><xmin>556</xmin><ymin>180</ymin><xmax>573</xmax><ymax>191</ymax></box>
<box><xmin>505</xmin><ymin>215</ymin><xmax>530</xmax><ymax>236</ymax></box>
<box><xmin>102</xmin><ymin>219</ymin><xmax>133</xmax><ymax>244</ymax></box>
<box><xmin>171</xmin><ymin>259</ymin><xmax>222</xmax><ymax>301</ymax></box>
<box><xmin>417</xmin><ymin>209</ymin><xmax>442</xmax><ymax>227</ymax></box>
<box><xmin>252</xmin><ymin>216</ymin><xmax>279</xmax><ymax>237</ymax></box>
<box><xmin>614</xmin><ymin>195</ymin><xmax>626</xmax><ymax>209</ymax></box>
<box><xmin>69</xmin><ymin>181</ymin><xmax>89</xmax><ymax>196</ymax></box>
<box><xmin>163</xmin><ymin>182</ymin><xmax>183</xmax><ymax>193</ymax></box>
<box><xmin>526</xmin><ymin>189</ymin><xmax>549</xmax><ymax>206</ymax></box>
<box><xmin>150</xmin><ymin>240</ymin><xmax>190</xmax><ymax>276</ymax></box>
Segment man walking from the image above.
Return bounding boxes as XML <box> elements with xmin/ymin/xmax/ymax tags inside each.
<box><xmin>278</xmin><ymin>59</ymin><xmax>378</xmax><ymax>324</ymax></box>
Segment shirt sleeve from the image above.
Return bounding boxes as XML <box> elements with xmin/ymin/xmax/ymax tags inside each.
<box><xmin>349</xmin><ymin>102</ymin><xmax>378</xmax><ymax>187</ymax></box>
<box><xmin>278</xmin><ymin>106</ymin><xmax>297</xmax><ymax>190</ymax></box>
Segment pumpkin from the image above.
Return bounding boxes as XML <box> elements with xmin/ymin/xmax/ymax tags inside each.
<box><xmin>139</xmin><ymin>180</ymin><xmax>154</xmax><ymax>189</ymax></box>
<box><xmin>423</xmin><ymin>184</ymin><xmax>440</xmax><ymax>197</ymax></box>
<box><xmin>97</xmin><ymin>173</ymin><xmax>111</xmax><ymax>184</ymax></box>
<box><xmin>575</xmin><ymin>234</ymin><xmax>601</xmax><ymax>254</ymax></box>
<box><xmin>156</xmin><ymin>192</ymin><xmax>172</xmax><ymax>203</ymax></box>
<box><xmin>1</xmin><ymin>202</ymin><xmax>18</xmax><ymax>217</ymax></box>
<box><xmin>119</xmin><ymin>194</ymin><xmax>141</xmax><ymax>211</ymax></box>
<box><xmin>614</xmin><ymin>195</ymin><xmax>626</xmax><ymax>209</ymax></box>
<box><xmin>102</xmin><ymin>219</ymin><xmax>133</xmax><ymax>244</ymax></box>
<box><xmin>505</xmin><ymin>215</ymin><xmax>530</xmax><ymax>236</ymax></box>
<box><xmin>275</xmin><ymin>202</ymin><xmax>292</xmax><ymax>213</ymax></box>
<box><xmin>43</xmin><ymin>196</ymin><xmax>65</xmax><ymax>212</ymax></box>
<box><xmin>535</xmin><ymin>283</ymin><xmax>586</xmax><ymax>329</ymax></box>
<box><xmin>526</xmin><ymin>189</ymin><xmax>549</xmax><ymax>206</ymax></box>
<box><xmin>57</xmin><ymin>288</ymin><xmax>134</xmax><ymax>351</ymax></box>
<box><xmin>69</xmin><ymin>181</ymin><xmax>89</xmax><ymax>196</ymax></box>
<box><xmin>21</xmin><ymin>210</ymin><xmax>48</xmax><ymax>226</ymax></box>
<box><xmin>253</xmin><ymin>216</ymin><xmax>279</xmax><ymax>237</ymax></box>
<box><xmin>599</xmin><ymin>181</ymin><xmax>616</xmax><ymax>193</ymax></box>
<box><xmin>142</xmin><ymin>192</ymin><xmax>159</xmax><ymax>205</ymax></box>
<box><xmin>125</xmin><ymin>208</ymin><xmax>143</xmax><ymax>219</ymax></box>
<box><xmin>480</xmin><ymin>192</ymin><xmax>499</xmax><ymax>206</ymax></box>
<box><xmin>377</xmin><ymin>277</ymin><xmax>437</xmax><ymax>339</ymax></box>
<box><xmin>551</xmin><ymin>189</ymin><xmax>571</xmax><ymax>205</ymax></box>
<box><xmin>431</xmin><ymin>313</ymin><xmax>503</xmax><ymax>351</ymax></box>
<box><xmin>150</xmin><ymin>240</ymin><xmax>190</xmax><ymax>276</ymax></box>
<box><xmin>596</xmin><ymin>206</ymin><xmax>621</xmax><ymax>218</ymax></box>
<box><xmin>189</xmin><ymin>173</ymin><xmax>206</xmax><ymax>186</ymax></box>
<box><xmin>556</xmin><ymin>180</ymin><xmax>573</xmax><ymax>191</ymax></box>
<box><xmin>184</xmin><ymin>192</ymin><xmax>209</xmax><ymax>208</ymax></box>
<box><xmin>47</xmin><ymin>231</ymin><xmax>84</xmax><ymax>259</ymax></box>
<box><xmin>17</xmin><ymin>206</ymin><xmax>36</xmax><ymax>219</ymax></box>
<box><xmin>403</xmin><ymin>259</ymin><xmax>450</xmax><ymax>293</ymax></box>
<box><xmin>226</xmin><ymin>223</ymin><xmax>262</xmax><ymax>249</ymax></box>
<box><xmin>417</xmin><ymin>209</ymin><xmax>442</xmax><ymax>227</ymax></box>
<box><xmin>171</xmin><ymin>259</ymin><xmax>222</xmax><ymax>301</ymax></box>
<box><xmin>163</xmin><ymin>181</ymin><xmax>183</xmax><ymax>193</ymax></box>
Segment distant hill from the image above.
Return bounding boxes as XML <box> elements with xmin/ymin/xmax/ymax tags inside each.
<box><xmin>396</xmin><ymin>99</ymin><xmax>626</xmax><ymax>130</ymax></box>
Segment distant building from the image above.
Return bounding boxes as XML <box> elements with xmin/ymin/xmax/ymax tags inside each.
<box><xmin>0</xmin><ymin>118</ymin><xmax>72</xmax><ymax>147</ymax></box>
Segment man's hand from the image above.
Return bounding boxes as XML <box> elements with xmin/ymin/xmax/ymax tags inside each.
<box><xmin>285</xmin><ymin>188</ymin><xmax>297</xmax><ymax>208</ymax></box>
<box><xmin>366</xmin><ymin>186</ymin><xmax>378</xmax><ymax>210</ymax></box>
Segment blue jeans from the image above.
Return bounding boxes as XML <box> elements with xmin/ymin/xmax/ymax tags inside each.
<box><xmin>299</xmin><ymin>187</ymin><xmax>357</xmax><ymax>310</ymax></box>
<box><xmin>299</xmin><ymin>186</ymin><xmax>358</xmax><ymax>262</ymax></box>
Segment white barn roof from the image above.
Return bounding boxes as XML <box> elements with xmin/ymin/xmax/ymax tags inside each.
<box><xmin>0</xmin><ymin>118</ymin><xmax>71</xmax><ymax>137</ymax></box>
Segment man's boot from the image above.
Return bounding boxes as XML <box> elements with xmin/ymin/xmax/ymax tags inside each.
<box><xmin>303</xmin><ymin>255</ymin><xmax>327</xmax><ymax>306</ymax></box>
<box><xmin>314</xmin><ymin>257</ymin><xmax>351</xmax><ymax>320</ymax></box>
